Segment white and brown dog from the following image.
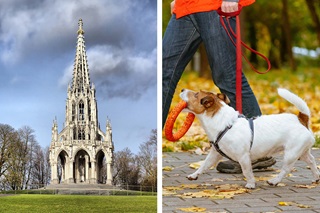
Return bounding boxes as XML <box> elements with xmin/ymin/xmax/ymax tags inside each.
<box><xmin>181</xmin><ymin>88</ymin><xmax>320</xmax><ymax>189</ymax></box>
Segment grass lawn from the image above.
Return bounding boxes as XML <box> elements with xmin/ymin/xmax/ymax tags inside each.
<box><xmin>0</xmin><ymin>194</ymin><xmax>157</xmax><ymax>213</ymax></box>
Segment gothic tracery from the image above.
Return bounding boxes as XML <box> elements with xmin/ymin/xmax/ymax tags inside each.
<box><xmin>49</xmin><ymin>19</ymin><xmax>114</xmax><ymax>185</ymax></box>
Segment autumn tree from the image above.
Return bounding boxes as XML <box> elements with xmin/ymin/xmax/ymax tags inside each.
<box><xmin>0</xmin><ymin>124</ymin><xmax>18</xmax><ymax>179</ymax></box>
<box><xmin>305</xmin><ymin>0</ymin><xmax>320</xmax><ymax>46</ymax></box>
<box><xmin>0</xmin><ymin>124</ymin><xmax>50</xmax><ymax>190</ymax></box>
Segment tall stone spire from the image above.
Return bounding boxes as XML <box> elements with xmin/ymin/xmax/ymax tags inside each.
<box><xmin>49</xmin><ymin>19</ymin><xmax>114</xmax><ymax>185</ymax></box>
<box><xmin>71</xmin><ymin>18</ymin><xmax>91</xmax><ymax>94</ymax></box>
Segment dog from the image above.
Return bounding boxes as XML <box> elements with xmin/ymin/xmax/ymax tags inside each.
<box><xmin>181</xmin><ymin>88</ymin><xmax>320</xmax><ymax>189</ymax></box>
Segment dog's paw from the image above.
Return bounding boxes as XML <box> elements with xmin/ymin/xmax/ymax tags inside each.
<box><xmin>267</xmin><ymin>178</ymin><xmax>279</xmax><ymax>186</ymax></box>
<box><xmin>187</xmin><ymin>174</ymin><xmax>198</xmax><ymax>181</ymax></box>
<box><xmin>245</xmin><ymin>183</ymin><xmax>255</xmax><ymax>189</ymax></box>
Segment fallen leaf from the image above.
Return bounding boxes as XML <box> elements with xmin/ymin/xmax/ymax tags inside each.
<box><xmin>294</xmin><ymin>184</ymin><xmax>317</xmax><ymax>189</ymax></box>
<box><xmin>279</xmin><ymin>201</ymin><xmax>311</xmax><ymax>208</ymax></box>
<box><xmin>181</xmin><ymin>184</ymin><xmax>202</xmax><ymax>189</ymax></box>
<box><xmin>178</xmin><ymin>184</ymin><xmax>248</xmax><ymax>199</ymax></box>
<box><xmin>163</xmin><ymin>186</ymin><xmax>183</xmax><ymax>191</ymax></box>
<box><xmin>189</xmin><ymin>161</ymin><xmax>203</xmax><ymax>169</ymax></box>
<box><xmin>178</xmin><ymin>207</ymin><xmax>207</xmax><ymax>212</ymax></box>
<box><xmin>162</xmin><ymin>189</ymin><xmax>177</xmax><ymax>196</ymax></box>
<box><xmin>297</xmin><ymin>204</ymin><xmax>311</xmax><ymax>208</ymax></box>
<box><xmin>277</xmin><ymin>183</ymin><xmax>286</xmax><ymax>187</ymax></box>
<box><xmin>163</xmin><ymin>166</ymin><xmax>174</xmax><ymax>171</ymax></box>
<box><xmin>189</xmin><ymin>161</ymin><xmax>214</xmax><ymax>170</ymax></box>
<box><xmin>279</xmin><ymin>201</ymin><xmax>291</xmax><ymax>206</ymax></box>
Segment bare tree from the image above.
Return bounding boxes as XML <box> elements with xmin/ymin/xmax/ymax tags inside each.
<box><xmin>17</xmin><ymin>126</ymin><xmax>37</xmax><ymax>189</ymax></box>
<box><xmin>138</xmin><ymin>129</ymin><xmax>157</xmax><ymax>191</ymax></box>
<box><xmin>31</xmin><ymin>145</ymin><xmax>51</xmax><ymax>188</ymax></box>
<box><xmin>112</xmin><ymin>147</ymin><xmax>140</xmax><ymax>188</ymax></box>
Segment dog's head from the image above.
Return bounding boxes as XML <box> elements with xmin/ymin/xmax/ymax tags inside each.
<box><xmin>180</xmin><ymin>89</ymin><xmax>230</xmax><ymax>116</ymax></box>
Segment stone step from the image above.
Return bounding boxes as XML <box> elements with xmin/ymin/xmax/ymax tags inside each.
<box><xmin>46</xmin><ymin>183</ymin><xmax>116</xmax><ymax>190</ymax></box>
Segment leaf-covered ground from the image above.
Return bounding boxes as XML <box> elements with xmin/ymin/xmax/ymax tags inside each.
<box><xmin>163</xmin><ymin>68</ymin><xmax>320</xmax><ymax>152</ymax></box>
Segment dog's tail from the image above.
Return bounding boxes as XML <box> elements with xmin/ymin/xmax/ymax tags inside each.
<box><xmin>278</xmin><ymin>88</ymin><xmax>310</xmax><ymax>128</ymax></box>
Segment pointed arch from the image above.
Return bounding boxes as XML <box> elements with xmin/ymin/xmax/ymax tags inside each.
<box><xmin>55</xmin><ymin>149</ymin><xmax>69</xmax><ymax>184</ymax></box>
<box><xmin>96</xmin><ymin>150</ymin><xmax>105</xmax><ymax>183</ymax></box>
<box><xmin>78</xmin><ymin>100</ymin><xmax>84</xmax><ymax>120</ymax></box>
<box><xmin>74</xmin><ymin>149</ymin><xmax>91</xmax><ymax>183</ymax></box>
<box><xmin>72</xmin><ymin>146</ymin><xmax>93</xmax><ymax>160</ymax></box>
<box><xmin>72</xmin><ymin>101</ymin><xmax>76</xmax><ymax>121</ymax></box>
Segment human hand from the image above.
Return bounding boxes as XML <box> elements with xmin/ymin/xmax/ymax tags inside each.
<box><xmin>170</xmin><ymin>0</ymin><xmax>175</xmax><ymax>14</ymax></box>
<box><xmin>221</xmin><ymin>1</ymin><xmax>239</xmax><ymax>13</ymax></box>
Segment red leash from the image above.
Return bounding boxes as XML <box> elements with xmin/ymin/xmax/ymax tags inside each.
<box><xmin>217</xmin><ymin>6</ymin><xmax>271</xmax><ymax>113</ymax></box>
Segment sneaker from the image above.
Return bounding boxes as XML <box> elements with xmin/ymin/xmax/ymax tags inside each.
<box><xmin>216</xmin><ymin>157</ymin><xmax>276</xmax><ymax>174</ymax></box>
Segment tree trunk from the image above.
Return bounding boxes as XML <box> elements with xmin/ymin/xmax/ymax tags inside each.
<box><xmin>282</xmin><ymin>0</ymin><xmax>296</xmax><ymax>71</ymax></box>
<box><xmin>305</xmin><ymin>0</ymin><xmax>320</xmax><ymax>46</ymax></box>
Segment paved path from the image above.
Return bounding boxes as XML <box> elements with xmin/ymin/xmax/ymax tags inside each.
<box><xmin>163</xmin><ymin>149</ymin><xmax>320</xmax><ymax>213</ymax></box>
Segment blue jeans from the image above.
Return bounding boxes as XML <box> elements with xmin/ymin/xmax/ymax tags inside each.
<box><xmin>163</xmin><ymin>11</ymin><xmax>261</xmax><ymax>127</ymax></box>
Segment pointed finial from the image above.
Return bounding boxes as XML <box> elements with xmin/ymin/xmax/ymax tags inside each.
<box><xmin>77</xmin><ymin>18</ymin><xmax>85</xmax><ymax>35</ymax></box>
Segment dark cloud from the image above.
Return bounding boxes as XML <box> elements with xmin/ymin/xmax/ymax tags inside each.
<box><xmin>0</xmin><ymin>0</ymin><xmax>156</xmax><ymax>64</ymax></box>
<box><xmin>0</xmin><ymin>0</ymin><xmax>157</xmax><ymax>101</ymax></box>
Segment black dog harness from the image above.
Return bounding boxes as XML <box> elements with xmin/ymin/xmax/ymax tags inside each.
<box><xmin>209</xmin><ymin>115</ymin><xmax>255</xmax><ymax>162</ymax></box>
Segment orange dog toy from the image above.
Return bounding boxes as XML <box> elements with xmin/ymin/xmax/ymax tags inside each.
<box><xmin>165</xmin><ymin>101</ymin><xmax>195</xmax><ymax>142</ymax></box>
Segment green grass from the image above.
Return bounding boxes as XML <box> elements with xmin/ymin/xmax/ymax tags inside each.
<box><xmin>0</xmin><ymin>194</ymin><xmax>157</xmax><ymax>213</ymax></box>
<box><xmin>314</xmin><ymin>136</ymin><xmax>320</xmax><ymax>148</ymax></box>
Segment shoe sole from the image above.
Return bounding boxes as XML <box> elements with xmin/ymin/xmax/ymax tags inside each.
<box><xmin>217</xmin><ymin>157</ymin><xmax>277</xmax><ymax>174</ymax></box>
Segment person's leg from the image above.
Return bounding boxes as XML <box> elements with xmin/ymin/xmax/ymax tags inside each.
<box><xmin>162</xmin><ymin>14</ymin><xmax>202</xmax><ymax>128</ymax></box>
<box><xmin>195</xmin><ymin>11</ymin><xmax>261</xmax><ymax>118</ymax></box>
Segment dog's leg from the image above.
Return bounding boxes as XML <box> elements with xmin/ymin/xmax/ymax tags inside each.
<box><xmin>187</xmin><ymin>147</ymin><xmax>222</xmax><ymax>180</ymax></box>
<box><xmin>300</xmin><ymin>149</ymin><xmax>320</xmax><ymax>183</ymax></box>
<box><xmin>238</xmin><ymin>154</ymin><xmax>256</xmax><ymax>189</ymax></box>
<box><xmin>267</xmin><ymin>153</ymin><xmax>298</xmax><ymax>186</ymax></box>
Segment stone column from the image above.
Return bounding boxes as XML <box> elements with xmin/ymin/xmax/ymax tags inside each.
<box><xmin>75</xmin><ymin>156</ymin><xmax>78</xmax><ymax>183</ymax></box>
<box><xmin>51</xmin><ymin>162</ymin><xmax>59</xmax><ymax>184</ymax></box>
<box><xmin>68</xmin><ymin>161</ymin><xmax>74</xmax><ymax>183</ymax></box>
<box><xmin>85</xmin><ymin>155</ymin><xmax>89</xmax><ymax>183</ymax></box>
<box><xmin>106</xmin><ymin>163</ymin><xmax>112</xmax><ymax>185</ymax></box>
<box><xmin>90</xmin><ymin>160</ymin><xmax>96</xmax><ymax>184</ymax></box>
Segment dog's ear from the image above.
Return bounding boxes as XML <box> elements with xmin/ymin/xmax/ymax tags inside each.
<box><xmin>217</xmin><ymin>93</ymin><xmax>230</xmax><ymax>104</ymax></box>
<box><xmin>200</xmin><ymin>96</ymin><xmax>215</xmax><ymax>108</ymax></box>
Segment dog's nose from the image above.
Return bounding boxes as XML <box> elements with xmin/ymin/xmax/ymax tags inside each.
<box><xmin>181</xmin><ymin>89</ymin><xmax>185</xmax><ymax>92</ymax></box>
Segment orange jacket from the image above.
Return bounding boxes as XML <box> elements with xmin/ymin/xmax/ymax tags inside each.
<box><xmin>173</xmin><ymin>0</ymin><xmax>255</xmax><ymax>19</ymax></box>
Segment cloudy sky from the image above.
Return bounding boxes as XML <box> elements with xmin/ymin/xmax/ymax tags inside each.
<box><xmin>0</xmin><ymin>0</ymin><xmax>157</xmax><ymax>153</ymax></box>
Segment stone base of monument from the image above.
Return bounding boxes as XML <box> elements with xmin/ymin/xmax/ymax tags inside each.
<box><xmin>45</xmin><ymin>183</ymin><xmax>120</xmax><ymax>195</ymax></box>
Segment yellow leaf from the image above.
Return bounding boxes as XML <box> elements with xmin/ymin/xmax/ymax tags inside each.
<box><xmin>297</xmin><ymin>204</ymin><xmax>311</xmax><ymax>208</ymax></box>
<box><xmin>181</xmin><ymin>184</ymin><xmax>201</xmax><ymax>189</ymax></box>
<box><xmin>189</xmin><ymin>161</ymin><xmax>214</xmax><ymax>170</ymax></box>
<box><xmin>189</xmin><ymin>161</ymin><xmax>203</xmax><ymax>169</ymax></box>
<box><xmin>278</xmin><ymin>201</ymin><xmax>289</xmax><ymax>206</ymax></box>
<box><xmin>178</xmin><ymin>207</ymin><xmax>207</xmax><ymax>212</ymax></box>
<box><xmin>294</xmin><ymin>184</ymin><xmax>316</xmax><ymax>189</ymax></box>
<box><xmin>163</xmin><ymin>186</ymin><xmax>183</xmax><ymax>191</ymax></box>
<box><xmin>279</xmin><ymin>201</ymin><xmax>312</xmax><ymax>208</ymax></box>
<box><xmin>163</xmin><ymin>166</ymin><xmax>174</xmax><ymax>171</ymax></box>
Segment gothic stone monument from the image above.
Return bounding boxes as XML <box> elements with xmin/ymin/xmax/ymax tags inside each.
<box><xmin>49</xmin><ymin>19</ymin><xmax>114</xmax><ymax>185</ymax></box>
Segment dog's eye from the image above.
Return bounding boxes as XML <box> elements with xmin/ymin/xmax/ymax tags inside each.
<box><xmin>194</xmin><ymin>92</ymin><xmax>199</xmax><ymax>98</ymax></box>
